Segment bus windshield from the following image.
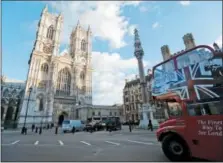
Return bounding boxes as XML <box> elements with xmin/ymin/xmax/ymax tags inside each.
<box><xmin>167</xmin><ymin>102</ymin><xmax>183</xmax><ymax>117</ymax></box>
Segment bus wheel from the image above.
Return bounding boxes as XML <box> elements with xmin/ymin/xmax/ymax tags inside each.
<box><xmin>162</xmin><ymin>135</ymin><xmax>191</xmax><ymax>161</ymax></box>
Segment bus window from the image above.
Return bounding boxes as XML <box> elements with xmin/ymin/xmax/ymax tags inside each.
<box><xmin>187</xmin><ymin>101</ymin><xmax>223</xmax><ymax>116</ymax></box>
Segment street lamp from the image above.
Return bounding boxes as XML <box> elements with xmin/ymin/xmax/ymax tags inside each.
<box><xmin>21</xmin><ymin>87</ymin><xmax>33</xmax><ymax>135</ymax></box>
<box><xmin>39</xmin><ymin>110</ymin><xmax>44</xmax><ymax>134</ymax></box>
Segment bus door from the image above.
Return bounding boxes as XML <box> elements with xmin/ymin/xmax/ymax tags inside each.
<box><xmin>185</xmin><ymin>101</ymin><xmax>223</xmax><ymax>161</ymax></box>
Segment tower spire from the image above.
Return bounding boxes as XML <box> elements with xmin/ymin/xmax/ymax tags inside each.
<box><xmin>134</xmin><ymin>28</ymin><xmax>144</xmax><ymax>59</ymax></box>
<box><xmin>42</xmin><ymin>4</ymin><xmax>48</xmax><ymax>13</ymax></box>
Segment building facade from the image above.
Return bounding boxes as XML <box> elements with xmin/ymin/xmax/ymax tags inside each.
<box><xmin>89</xmin><ymin>105</ymin><xmax>123</xmax><ymax>122</ymax></box>
<box><xmin>1</xmin><ymin>76</ymin><xmax>25</xmax><ymax>128</ymax></box>
<box><xmin>18</xmin><ymin>6</ymin><xmax>92</xmax><ymax>127</ymax></box>
<box><xmin>123</xmin><ymin>75</ymin><xmax>151</xmax><ymax>123</ymax></box>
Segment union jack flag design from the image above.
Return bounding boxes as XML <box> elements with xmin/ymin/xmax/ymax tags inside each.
<box><xmin>169</xmin><ymin>60</ymin><xmax>223</xmax><ymax>101</ymax></box>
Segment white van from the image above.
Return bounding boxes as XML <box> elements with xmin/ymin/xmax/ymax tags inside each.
<box><xmin>62</xmin><ymin>120</ymin><xmax>85</xmax><ymax>133</ymax></box>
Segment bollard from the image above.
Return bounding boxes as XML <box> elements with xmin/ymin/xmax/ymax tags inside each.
<box><xmin>39</xmin><ymin>127</ymin><xmax>42</xmax><ymax>135</ymax></box>
<box><xmin>47</xmin><ymin>124</ymin><xmax>49</xmax><ymax>130</ymax></box>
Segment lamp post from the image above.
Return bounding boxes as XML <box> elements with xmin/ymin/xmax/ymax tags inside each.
<box><xmin>39</xmin><ymin>110</ymin><xmax>44</xmax><ymax>134</ymax></box>
<box><xmin>21</xmin><ymin>87</ymin><xmax>32</xmax><ymax>135</ymax></box>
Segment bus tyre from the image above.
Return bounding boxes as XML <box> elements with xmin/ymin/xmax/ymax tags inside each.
<box><xmin>162</xmin><ymin>135</ymin><xmax>191</xmax><ymax>162</ymax></box>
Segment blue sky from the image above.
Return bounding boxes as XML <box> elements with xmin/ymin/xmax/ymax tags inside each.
<box><xmin>2</xmin><ymin>1</ymin><xmax>222</xmax><ymax>104</ymax></box>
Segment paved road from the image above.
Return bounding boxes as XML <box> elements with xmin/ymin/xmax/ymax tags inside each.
<box><xmin>1</xmin><ymin>127</ymin><xmax>169</xmax><ymax>162</ymax></box>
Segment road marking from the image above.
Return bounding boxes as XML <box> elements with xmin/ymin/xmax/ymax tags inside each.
<box><xmin>127</xmin><ymin>140</ymin><xmax>153</xmax><ymax>145</ymax></box>
<box><xmin>58</xmin><ymin>140</ymin><xmax>64</xmax><ymax>146</ymax></box>
<box><xmin>105</xmin><ymin>141</ymin><xmax>120</xmax><ymax>146</ymax></box>
<box><xmin>34</xmin><ymin>141</ymin><xmax>39</xmax><ymax>145</ymax></box>
<box><xmin>11</xmin><ymin>140</ymin><xmax>20</xmax><ymax>145</ymax></box>
<box><xmin>80</xmin><ymin>141</ymin><xmax>91</xmax><ymax>146</ymax></box>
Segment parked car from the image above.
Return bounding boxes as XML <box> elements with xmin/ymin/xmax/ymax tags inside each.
<box><xmin>62</xmin><ymin>120</ymin><xmax>85</xmax><ymax>133</ymax></box>
<box><xmin>85</xmin><ymin>121</ymin><xmax>104</xmax><ymax>132</ymax></box>
<box><xmin>106</xmin><ymin>117</ymin><xmax>122</xmax><ymax>131</ymax></box>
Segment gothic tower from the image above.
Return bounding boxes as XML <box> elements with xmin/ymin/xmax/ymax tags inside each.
<box><xmin>161</xmin><ymin>45</ymin><xmax>171</xmax><ymax>61</ymax></box>
<box><xmin>70</xmin><ymin>21</ymin><xmax>92</xmax><ymax>105</ymax></box>
<box><xmin>183</xmin><ymin>33</ymin><xmax>196</xmax><ymax>50</ymax></box>
<box><xmin>18</xmin><ymin>5</ymin><xmax>63</xmax><ymax>127</ymax></box>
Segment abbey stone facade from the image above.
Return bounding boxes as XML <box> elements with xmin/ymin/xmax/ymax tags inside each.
<box><xmin>18</xmin><ymin>6</ymin><xmax>92</xmax><ymax>127</ymax></box>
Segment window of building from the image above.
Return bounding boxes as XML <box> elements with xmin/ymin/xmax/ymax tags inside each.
<box><xmin>37</xmin><ymin>95</ymin><xmax>44</xmax><ymax>111</ymax></box>
<box><xmin>187</xmin><ymin>101</ymin><xmax>223</xmax><ymax>116</ymax></box>
<box><xmin>98</xmin><ymin>112</ymin><xmax>101</xmax><ymax>116</ymax></box>
<box><xmin>114</xmin><ymin>112</ymin><xmax>117</xmax><ymax>116</ymax></box>
<box><xmin>56</xmin><ymin>68</ymin><xmax>71</xmax><ymax>96</ymax></box>
<box><xmin>120</xmin><ymin>112</ymin><xmax>122</xmax><ymax>116</ymax></box>
<box><xmin>109</xmin><ymin>112</ymin><xmax>112</xmax><ymax>116</ymax></box>
<box><xmin>81</xmin><ymin>40</ymin><xmax>86</xmax><ymax>51</ymax></box>
<box><xmin>47</xmin><ymin>25</ymin><xmax>54</xmax><ymax>40</ymax></box>
<box><xmin>92</xmin><ymin>112</ymin><xmax>95</xmax><ymax>116</ymax></box>
<box><xmin>41</xmin><ymin>63</ymin><xmax>48</xmax><ymax>73</ymax></box>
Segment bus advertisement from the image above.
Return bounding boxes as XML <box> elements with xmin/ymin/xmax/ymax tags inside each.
<box><xmin>152</xmin><ymin>45</ymin><xmax>223</xmax><ymax>161</ymax></box>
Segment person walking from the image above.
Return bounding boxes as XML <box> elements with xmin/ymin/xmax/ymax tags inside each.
<box><xmin>72</xmin><ymin>126</ymin><xmax>75</xmax><ymax>134</ymax></box>
<box><xmin>148</xmin><ymin>119</ymin><xmax>153</xmax><ymax>131</ymax></box>
<box><xmin>129</xmin><ymin>120</ymin><xmax>132</xmax><ymax>132</ymax></box>
<box><xmin>31</xmin><ymin>124</ymin><xmax>35</xmax><ymax>132</ymax></box>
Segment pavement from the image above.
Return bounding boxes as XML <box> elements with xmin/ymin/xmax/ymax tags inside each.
<box><xmin>1</xmin><ymin>126</ymin><xmax>169</xmax><ymax>162</ymax></box>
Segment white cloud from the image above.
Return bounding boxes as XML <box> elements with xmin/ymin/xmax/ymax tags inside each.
<box><xmin>92</xmin><ymin>51</ymin><xmax>150</xmax><ymax>105</ymax></box>
<box><xmin>152</xmin><ymin>22</ymin><xmax>160</xmax><ymax>29</ymax></box>
<box><xmin>180</xmin><ymin>1</ymin><xmax>191</xmax><ymax>6</ymax></box>
<box><xmin>46</xmin><ymin>1</ymin><xmax>142</xmax><ymax>49</ymax></box>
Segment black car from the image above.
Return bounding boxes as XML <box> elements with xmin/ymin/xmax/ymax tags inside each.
<box><xmin>85</xmin><ymin>121</ymin><xmax>104</xmax><ymax>132</ymax></box>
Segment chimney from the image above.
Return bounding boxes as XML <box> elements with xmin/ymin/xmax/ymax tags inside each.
<box><xmin>125</xmin><ymin>79</ymin><xmax>128</xmax><ymax>83</ymax></box>
<box><xmin>183</xmin><ymin>33</ymin><xmax>196</xmax><ymax>50</ymax></box>
<box><xmin>135</xmin><ymin>75</ymin><xmax>138</xmax><ymax>79</ymax></box>
<box><xmin>161</xmin><ymin>45</ymin><xmax>171</xmax><ymax>61</ymax></box>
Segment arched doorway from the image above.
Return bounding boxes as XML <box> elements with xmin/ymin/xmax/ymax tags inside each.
<box><xmin>58</xmin><ymin>111</ymin><xmax>68</xmax><ymax>126</ymax></box>
<box><xmin>4</xmin><ymin>107</ymin><xmax>14</xmax><ymax>127</ymax></box>
<box><xmin>58</xmin><ymin>114</ymin><xmax>64</xmax><ymax>126</ymax></box>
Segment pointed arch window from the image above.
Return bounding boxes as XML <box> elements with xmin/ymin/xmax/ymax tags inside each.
<box><xmin>56</xmin><ymin>68</ymin><xmax>71</xmax><ymax>96</ymax></box>
<box><xmin>80</xmin><ymin>72</ymin><xmax>85</xmax><ymax>80</ymax></box>
<box><xmin>41</xmin><ymin>63</ymin><xmax>48</xmax><ymax>73</ymax></box>
<box><xmin>40</xmin><ymin>63</ymin><xmax>48</xmax><ymax>83</ymax></box>
<box><xmin>81</xmin><ymin>39</ymin><xmax>86</xmax><ymax>51</ymax></box>
<box><xmin>37</xmin><ymin>95</ymin><xmax>44</xmax><ymax>111</ymax></box>
<box><xmin>47</xmin><ymin>25</ymin><xmax>54</xmax><ymax>40</ymax></box>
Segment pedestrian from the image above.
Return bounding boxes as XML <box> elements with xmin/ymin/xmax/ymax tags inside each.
<box><xmin>72</xmin><ymin>127</ymin><xmax>75</xmax><ymax>134</ymax></box>
<box><xmin>55</xmin><ymin>126</ymin><xmax>58</xmax><ymax>135</ymax></box>
<box><xmin>35</xmin><ymin>127</ymin><xmax>38</xmax><ymax>133</ymax></box>
<box><xmin>129</xmin><ymin>120</ymin><xmax>132</xmax><ymax>132</ymax></box>
<box><xmin>31</xmin><ymin>124</ymin><xmax>35</xmax><ymax>132</ymax></box>
<box><xmin>148</xmin><ymin>119</ymin><xmax>153</xmax><ymax>131</ymax></box>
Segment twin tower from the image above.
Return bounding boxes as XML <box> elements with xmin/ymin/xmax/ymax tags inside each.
<box><xmin>161</xmin><ymin>33</ymin><xmax>196</xmax><ymax>61</ymax></box>
<box><xmin>32</xmin><ymin>5</ymin><xmax>92</xmax><ymax>60</ymax></box>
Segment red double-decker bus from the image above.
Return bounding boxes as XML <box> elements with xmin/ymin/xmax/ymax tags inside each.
<box><xmin>152</xmin><ymin>45</ymin><xmax>223</xmax><ymax>161</ymax></box>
